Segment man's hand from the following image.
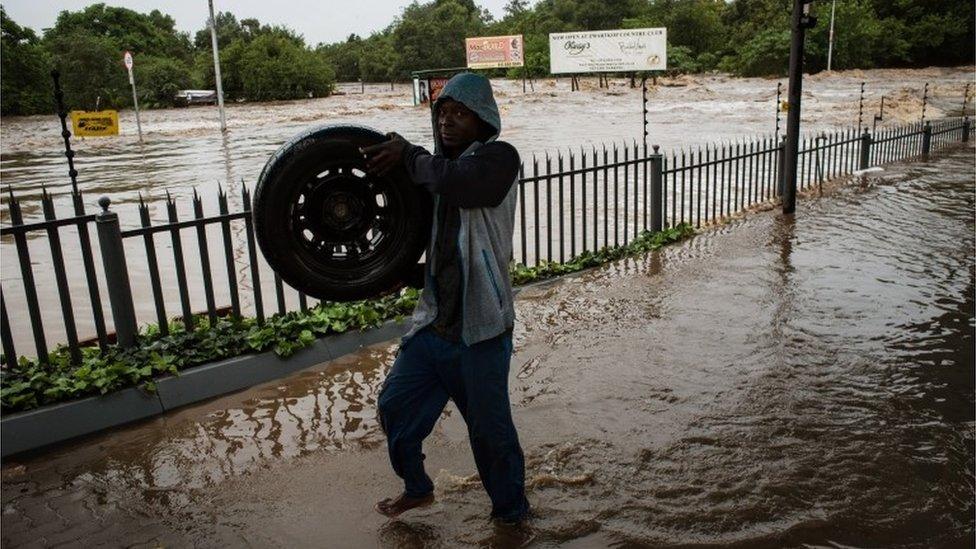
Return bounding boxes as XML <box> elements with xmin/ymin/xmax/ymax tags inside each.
<box><xmin>361</xmin><ymin>132</ymin><xmax>409</xmax><ymax>177</ymax></box>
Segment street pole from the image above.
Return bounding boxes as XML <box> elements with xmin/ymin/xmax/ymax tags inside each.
<box><xmin>826</xmin><ymin>0</ymin><xmax>836</xmax><ymax>71</ymax></box>
<box><xmin>208</xmin><ymin>0</ymin><xmax>227</xmax><ymax>132</ymax></box>
<box><xmin>783</xmin><ymin>0</ymin><xmax>817</xmax><ymax>215</ymax></box>
<box><xmin>124</xmin><ymin>51</ymin><xmax>143</xmax><ymax>142</ymax></box>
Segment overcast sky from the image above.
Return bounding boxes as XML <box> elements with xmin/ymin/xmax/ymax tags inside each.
<box><xmin>1</xmin><ymin>0</ymin><xmax>513</xmax><ymax>46</ymax></box>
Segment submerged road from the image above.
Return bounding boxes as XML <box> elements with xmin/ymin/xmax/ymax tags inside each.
<box><xmin>2</xmin><ymin>145</ymin><xmax>973</xmax><ymax>548</ymax></box>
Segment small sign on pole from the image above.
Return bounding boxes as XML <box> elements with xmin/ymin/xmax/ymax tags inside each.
<box><xmin>123</xmin><ymin>51</ymin><xmax>143</xmax><ymax>142</ymax></box>
<box><xmin>70</xmin><ymin>110</ymin><xmax>120</xmax><ymax>136</ymax></box>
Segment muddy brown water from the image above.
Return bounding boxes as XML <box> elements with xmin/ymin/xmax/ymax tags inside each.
<box><xmin>1</xmin><ymin>67</ymin><xmax>973</xmax><ymax>356</ymax></box>
<box><xmin>2</xmin><ymin>144</ymin><xmax>972</xmax><ymax>548</ymax></box>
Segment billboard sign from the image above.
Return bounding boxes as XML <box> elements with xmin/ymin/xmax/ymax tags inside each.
<box><xmin>465</xmin><ymin>35</ymin><xmax>524</xmax><ymax>69</ymax></box>
<box><xmin>549</xmin><ymin>28</ymin><xmax>666</xmax><ymax>74</ymax></box>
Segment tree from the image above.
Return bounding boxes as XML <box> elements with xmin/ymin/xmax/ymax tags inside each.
<box><xmin>193</xmin><ymin>11</ymin><xmax>242</xmax><ymax>50</ymax></box>
<box><xmin>48</xmin><ymin>3</ymin><xmax>192</xmax><ymax>61</ymax></box>
<box><xmin>359</xmin><ymin>32</ymin><xmax>400</xmax><ymax>82</ymax></box>
<box><xmin>392</xmin><ymin>0</ymin><xmax>490</xmax><ymax>75</ymax></box>
<box><xmin>45</xmin><ymin>30</ymin><xmax>128</xmax><ymax>110</ymax></box>
<box><xmin>1</xmin><ymin>7</ymin><xmax>53</xmax><ymax>115</ymax></box>
<box><xmin>135</xmin><ymin>55</ymin><xmax>192</xmax><ymax>108</ymax></box>
<box><xmin>219</xmin><ymin>34</ymin><xmax>334</xmax><ymax>101</ymax></box>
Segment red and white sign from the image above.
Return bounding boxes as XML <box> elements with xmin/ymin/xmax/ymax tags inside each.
<box><xmin>123</xmin><ymin>51</ymin><xmax>133</xmax><ymax>71</ymax></box>
<box><xmin>465</xmin><ymin>35</ymin><xmax>524</xmax><ymax>69</ymax></box>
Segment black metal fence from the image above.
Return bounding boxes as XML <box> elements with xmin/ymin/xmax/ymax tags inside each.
<box><xmin>1</xmin><ymin>116</ymin><xmax>970</xmax><ymax>365</ymax></box>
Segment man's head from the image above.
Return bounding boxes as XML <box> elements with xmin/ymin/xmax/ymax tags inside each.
<box><xmin>431</xmin><ymin>73</ymin><xmax>501</xmax><ymax>157</ymax></box>
<box><xmin>436</xmin><ymin>98</ymin><xmax>496</xmax><ymax>154</ymax></box>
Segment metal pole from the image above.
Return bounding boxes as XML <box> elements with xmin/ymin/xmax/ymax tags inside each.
<box><xmin>650</xmin><ymin>145</ymin><xmax>663</xmax><ymax>232</ymax></box>
<box><xmin>859</xmin><ymin>130</ymin><xmax>871</xmax><ymax>170</ymax></box>
<box><xmin>826</xmin><ymin>0</ymin><xmax>836</xmax><ymax>71</ymax></box>
<box><xmin>95</xmin><ymin>196</ymin><xmax>138</xmax><ymax>347</ymax></box>
<box><xmin>782</xmin><ymin>0</ymin><xmax>816</xmax><ymax>214</ymax></box>
<box><xmin>921</xmin><ymin>121</ymin><xmax>932</xmax><ymax>156</ymax></box>
<box><xmin>208</xmin><ymin>0</ymin><xmax>227</xmax><ymax>132</ymax></box>
<box><xmin>128</xmin><ymin>67</ymin><xmax>143</xmax><ymax>142</ymax></box>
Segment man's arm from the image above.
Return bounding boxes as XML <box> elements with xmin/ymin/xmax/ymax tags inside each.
<box><xmin>403</xmin><ymin>142</ymin><xmax>519</xmax><ymax>208</ymax></box>
<box><xmin>361</xmin><ymin>134</ymin><xmax>520</xmax><ymax>208</ymax></box>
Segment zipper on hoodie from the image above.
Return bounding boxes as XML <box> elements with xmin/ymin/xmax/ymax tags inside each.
<box><xmin>482</xmin><ymin>249</ymin><xmax>503</xmax><ymax>307</ymax></box>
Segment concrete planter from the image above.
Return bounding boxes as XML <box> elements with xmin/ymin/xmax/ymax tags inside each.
<box><xmin>1</xmin><ymin>319</ymin><xmax>409</xmax><ymax>459</ymax></box>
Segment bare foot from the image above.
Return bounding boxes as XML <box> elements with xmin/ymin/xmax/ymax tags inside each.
<box><xmin>374</xmin><ymin>492</ymin><xmax>435</xmax><ymax>517</ymax></box>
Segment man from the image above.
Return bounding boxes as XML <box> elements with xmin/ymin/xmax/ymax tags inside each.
<box><xmin>360</xmin><ymin>72</ymin><xmax>530</xmax><ymax>524</ymax></box>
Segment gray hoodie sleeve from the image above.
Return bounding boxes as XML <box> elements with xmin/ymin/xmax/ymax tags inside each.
<box><xmin>402</xmin><ymin>141</ymin><xmax>520</xmax><ymax>208</ymax></box>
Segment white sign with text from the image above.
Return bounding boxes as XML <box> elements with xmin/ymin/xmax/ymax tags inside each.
<box><xmin>549</xmin><ymin>28</ymin><xmax>667</xmax><ymax>74</ymax></box>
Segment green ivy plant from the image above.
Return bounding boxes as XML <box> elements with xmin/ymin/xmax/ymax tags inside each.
<box><xmin>0</xmin><ymin>224</ymin><xmax>694</xmax><ymax>413</ymax></box>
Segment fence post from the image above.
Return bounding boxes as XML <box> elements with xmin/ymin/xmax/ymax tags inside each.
<box><xmin>650</xmin><ymin>145</ymin><xmax>663</xmax><ymax>232</ymax></box>
<box><xmin>964</xmin><ymin>118</ymin><xmax>971</xmax><ymax>143</ymax></box>
<box><xmin>921</xmin><ymin>121</ymin><xmax>932</xmax><ymax>156</ymax></box>
<box><xmin>859</xmin><ymin>130</ymin><xmax>872</xmax><ymax>170</ymax></box>
<box><xmin>95</xmin><ymin>196</ymin><xmax>138</xmax><ymax>347</ymax></box>
<box><xmin>776</xmin><ymin>138</ymin><xmax>786</xmax><ymax>196</ymax></box>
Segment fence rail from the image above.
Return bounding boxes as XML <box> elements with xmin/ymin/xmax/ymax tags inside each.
<box><xmin>1</xmin><ymin>116</ymin><xmax>970</xmax><ymax>364</ymax></box>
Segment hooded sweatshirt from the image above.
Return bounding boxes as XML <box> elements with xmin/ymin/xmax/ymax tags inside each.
<box><xmin>400</xmin><ymin>73</ymin><xmax>520</xmax><ymax>345</ymax></box>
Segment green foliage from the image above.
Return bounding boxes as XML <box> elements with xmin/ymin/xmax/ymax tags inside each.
<box><xmin>0</xmin><ymin>7</ymin><xmax>53</xmax><ymax>116</ymax></box>
<box><xmin>392</xmin><ymin>0</ymin><xmax>488</xmax><ymax>76</ymax></box>
<box><xmin>318</xmin><ymin>34</ymin><xmax>364</xmax><ymax>82</ymax></box>
<box><xmin>1</xmin><ymin>224</ymin><xmax>697</xmax><ymax>414</ymax></box>
<box><xmin>135</xmin><ymin>55</ymin><xmax>192</xmax><ymax>108</ymax></box>
<box><xmin>357</xmin><ymin>32</ymin><xmax>400</xmax><ymax>82</ymax></box>
<box><xmin>47</xmin><ymin>3</ymin><xmax>193</xmax><ymax>61</ymax></box>
<box><xmin>730</xmin><ymin>28</ymin><xmax>792</xmax><ymax>77</ymax></box>
<box><xmin>218</xmin><ymin>34</ymin><xmax>335</xmax><ymax>101</ymax></box>
<box><xmin>511</xmin><ymin>224</ymin><xmax>694</xmax><ymax>284</ymax></box>
<box><xmin>1</xmin><ymin>288</ymin><xmax>421</xmax><ymax>413</ymax></box>
<box><xmin>45</xmin><ymin>30</ymin><xmax>129</xmax><ymax>111</ymax></box>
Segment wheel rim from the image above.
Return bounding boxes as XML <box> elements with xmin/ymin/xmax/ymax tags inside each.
<box><xmin>288</xmin><ymin>161</ymin><xmax>407</xmax><ymax>278</ymax></box>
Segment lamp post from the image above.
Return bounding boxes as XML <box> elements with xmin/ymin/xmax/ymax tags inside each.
<box><xmin>782</xmin><ymin>0</ymin><xmax>817</xmax><ymax>215</ymax></box>
<box><xmin>208</xmin><ymin>0</ymin><xmax>227</xmax><ymax>132</ymax></box>
<box><xmin>826</xmin><ymin>0</ymin><xmax>836</xmax><ymax>71</ymax></box>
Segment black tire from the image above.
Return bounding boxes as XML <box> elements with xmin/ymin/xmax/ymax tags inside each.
<box><xmin>252</xmin><ymin>124</ymin><xmax>432</xmax><ymax>301</ymax></box>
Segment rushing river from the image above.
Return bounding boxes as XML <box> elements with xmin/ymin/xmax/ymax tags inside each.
<box><xmin>2</xmin><ymin>143</ymin><xmax>972</xmax><ymax>547</ymax></box>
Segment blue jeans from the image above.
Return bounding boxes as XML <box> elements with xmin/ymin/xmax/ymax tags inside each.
<box><xmin>377</xmin><ymin>326</ymin><xmax>530</xmax><ymax>521</ymax></box>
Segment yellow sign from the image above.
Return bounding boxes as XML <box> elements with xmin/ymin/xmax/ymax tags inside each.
<box><xmin>70</xmin><ymin>110</ymin><xmax>119</xmax><ymax>136</ymax></box>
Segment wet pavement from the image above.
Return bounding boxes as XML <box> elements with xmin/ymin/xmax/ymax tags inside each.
<box><xmin>1</xmin><ymin>144</ymin><xmax>973</xmax><ymax>548</ymax></box>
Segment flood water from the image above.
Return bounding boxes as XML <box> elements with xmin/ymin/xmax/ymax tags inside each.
<box><xmin>2</xmin><ymin>144</ymin><xmax>972</xmax><ymax>547</ymax></box>
<box><xmin>0</xmin><ymin>66</ymin><xmax>972</xmax><ymax>356</ymax></box>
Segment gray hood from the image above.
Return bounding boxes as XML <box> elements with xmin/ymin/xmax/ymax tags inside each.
<box><xmin>430</xmin><ymin>72</ymin><xmax>501</xmax><ymax>154</ymax></box>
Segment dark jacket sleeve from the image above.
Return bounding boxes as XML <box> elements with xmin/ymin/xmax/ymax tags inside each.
<box><xmin>402</xmin><ymin>141</ymin><xmax>520</xmax><ymax>208</ymax></box>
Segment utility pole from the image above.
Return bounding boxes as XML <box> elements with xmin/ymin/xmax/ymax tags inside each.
<box><xmin>783</xmin><ymin>0</ymin><xmax>817</xmax><ymax>214</ymax></box>
<box><xmin>208</xmin><ymin>0</ymin><xmax>227</xmax><ymax>132</ymax></box>
<box><xmin>826</xmin><ymin>0</ymin><xmax>836</xmax><ymax>71</ymax></box>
